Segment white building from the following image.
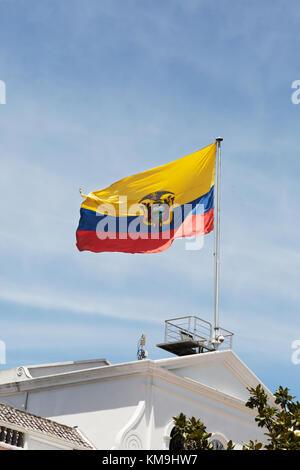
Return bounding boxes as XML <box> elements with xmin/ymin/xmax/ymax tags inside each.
<box><xmin>0</xmin><ymin>349</ymin><xmax>271</xmax><ymax>450</ymax></box>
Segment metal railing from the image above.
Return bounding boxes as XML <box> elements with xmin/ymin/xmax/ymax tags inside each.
<box><xmin>217</xmin><ymin>326</ymin><xmax>234</xmax><ymax>350</ymax></box>
<box><xmin>163</xmin><ymin>316</ymin><xmax>233</xmax><ymax>352</ymax></box>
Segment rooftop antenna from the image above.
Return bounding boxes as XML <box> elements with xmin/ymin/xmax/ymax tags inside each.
<box><xmin>137</xmin><ymin>333</ymin><xmax>148</xmax><ymax>360</ymax></box>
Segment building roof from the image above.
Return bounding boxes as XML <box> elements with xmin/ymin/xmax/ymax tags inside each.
<box><xmin>0</xmin><ymin>350</ymin><xmax>274</xmax><ymax>411</ymax></box>
<box><xmin>0</xmin><ymin>358</ymin><xmax>110</xmax><ymax>385</ymax></box>
<box><xmin>0</xmin><ymin>403</ymin><xmax>93</xmax><ymax>449</ymax></box>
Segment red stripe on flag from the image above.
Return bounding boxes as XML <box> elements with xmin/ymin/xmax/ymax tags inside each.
<box><xmin>76</xmin><ymin>208</ymin><xmax>214</xmax><ymax>254</ymax></box>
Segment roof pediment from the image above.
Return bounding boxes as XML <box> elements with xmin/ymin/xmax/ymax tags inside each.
<box><xmin>155</xmin><ymin>350</ymin><xmax>272</xmax><ymax>402</ymax></box>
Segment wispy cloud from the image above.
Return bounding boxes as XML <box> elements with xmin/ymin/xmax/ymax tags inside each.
<box><xmin>0</xmin><ymin>0</ymin><xmax>299</xmax><ymax>394</ymax></box>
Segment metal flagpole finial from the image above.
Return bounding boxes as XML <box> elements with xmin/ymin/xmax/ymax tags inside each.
<box><xmin>79</xmin><ymin>188</ymin><xmax>87</xmax><ymax>198</ymax></box>
<box><xmin>216</xmin><ymin>137</ymin><xmax>223</xmax><ymax>142</ymax></box>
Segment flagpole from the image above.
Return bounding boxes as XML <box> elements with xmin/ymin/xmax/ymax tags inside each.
<box><xmin>214</xmin><ymin>137</ymin><xmax>223</xmax><ymax>344</ymax></box>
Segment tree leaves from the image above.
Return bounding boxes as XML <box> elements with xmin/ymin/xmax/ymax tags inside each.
<box><xmin>172</xmin><ymin>413</ymin><xmax>214</xmax><ymax>450</ymax></box>
<box><xmin>244</xmin><ymin>384</ymin><xmax>300</xmax><ymax>450</ymax></box>
<box><xmin>173</xmin><ymin>384</ymin><xmax>300</xmax><ymax>451</ymax></box>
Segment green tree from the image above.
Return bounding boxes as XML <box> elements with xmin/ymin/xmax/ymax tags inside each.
<box><xmin>244</xmin><ymin>384</ymin><xmax>300</xmax><ymax>450</ymax></box>
<box><xmin>172</xmin><ymin>385</ymin><xmax>300</xmax><ymax>450</ymax></box>
<box><xmin>172</xmin><ymin>413</ymin><xmax>235</xmax><ymax>450</ymax></box>
<box><xmin>172</xmin><ymin>413</ymin><xmax>213</xmax><ymax>450</ymax></box>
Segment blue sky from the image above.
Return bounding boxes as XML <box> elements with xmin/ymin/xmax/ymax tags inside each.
<box><xmin>0</xmin><ymin>0</ymin><xmax>299</xmax><ymax>397</ymax></box>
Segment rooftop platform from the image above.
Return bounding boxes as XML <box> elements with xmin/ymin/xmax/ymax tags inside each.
<box><xmin>157</xmin><ymin>316</ymin><xmax>233</xmax><ymax>356</ymax></box>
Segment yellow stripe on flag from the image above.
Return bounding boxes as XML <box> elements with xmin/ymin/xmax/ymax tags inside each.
<box><xmin>82</xmin><ymin>142</ymin><xmax>217</xmax><ymax>216</ymax></box>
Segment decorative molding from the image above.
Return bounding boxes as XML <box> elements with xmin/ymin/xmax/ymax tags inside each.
<box><xmin>16</xmin><ymin>367</ymin><xmax>31</xmax><ymax>379</ymax></box>
<box><xmin>209</xmin><ymin>432</ymin><xmax>229</xmax><ymax>449</ymax></box>
<box><xmin>163</xmin><ymin>420</ymin><xmax>175</xmax><ymax>450</ymax></box>
<box><xmin>123</xmin><ymin>433</ymin><xmax>143</xmax><ymax>450</ymax></box>
<box><xmin>112</xmin><ymin>400</ymin><xmax>145</xmax><ymax>450</ymax></box>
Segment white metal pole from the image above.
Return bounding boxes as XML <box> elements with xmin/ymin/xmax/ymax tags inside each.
<box><xmin>214</xmin><ymin>137</ymin><xmax>223</xmax><ymax>342</ymax></box>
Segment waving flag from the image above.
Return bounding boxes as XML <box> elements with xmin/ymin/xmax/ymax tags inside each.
<box><xmin>76</xmin><ymin>142</ymin><xmax>216</xmax><ymax>254</ymax></box>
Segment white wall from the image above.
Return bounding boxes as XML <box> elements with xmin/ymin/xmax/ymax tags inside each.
<box><xmin>149</xmin><ymin>375</ymin><xmax>264</xmax><ymax>449</ymax></box>
<box><xmin>0</xmin><ymin>354</ymin><xmax>267</xmax><ymax>450</ymax></box>
<box><xmin>25</xmin><ymin>374</ymin><xmax>148</xmax><ymax>449</ymax></box>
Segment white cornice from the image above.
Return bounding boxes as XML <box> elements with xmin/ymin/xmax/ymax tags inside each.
<box><xmin>0</xmin><ymin>351</ymin><xmax>273</xmax><ymax>406</ymax></box>
<box><xmin>0</xmin><ymin>363</ymin><xmax>257</xmax><ymax>419</ymax></box>
<box><xmin>143</xmin><ymin>364</ymin><xmax>258</xmax><ymax>415</ymax></box>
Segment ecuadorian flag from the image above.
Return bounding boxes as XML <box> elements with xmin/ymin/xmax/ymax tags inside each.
<box><xmin>76</xmin><ymin>142</ymin><xmax>216</xmax><ymax>254</ymax></box>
